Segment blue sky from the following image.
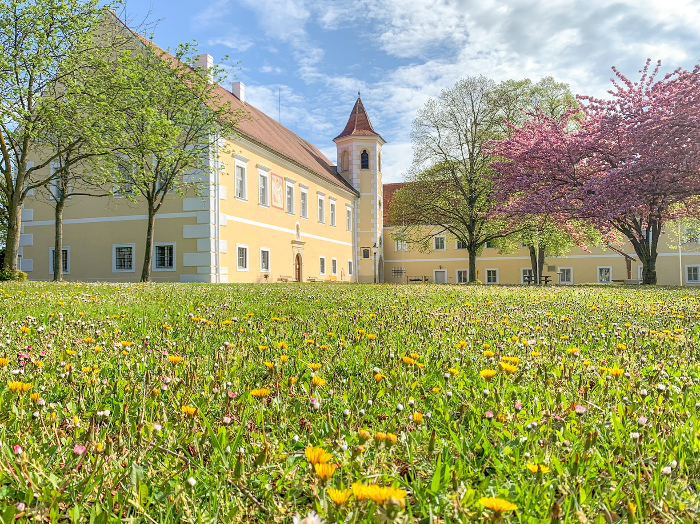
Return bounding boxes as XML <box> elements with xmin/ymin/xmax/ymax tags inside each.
<box><xmin>123</xmin><ymin>0</ymin><xmax>700</xmax><ymax>182</ymax></box>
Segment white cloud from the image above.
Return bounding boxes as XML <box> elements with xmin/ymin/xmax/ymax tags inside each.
<box><xmin>260</xmin><ymin>63</ymin><xmax>284</xmax><ymax>74</ymax></box>
<box><xmin>193</xmin><ymin>0</ymin><xmax>232</xmax><ymax>28</ymax></box>
<box><xmin>208</xmin><ymin>35</ymin><xmax>255</xmax><ymax>52</ymax></box>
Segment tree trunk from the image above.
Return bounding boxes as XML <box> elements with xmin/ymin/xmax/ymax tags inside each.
<box><xmin>529</xmin><ymin>246</ymin><xmax>537</xmax><ymax>276</ymax></box>
<box><xmin>4</xmin><ymin>199</ymin><xmax>22</xmax><ymax>271</ymax></box>
<box><xmin>53</xmin><ymin>198</ymin><xmax>66</xmax><ymax>281</ymax></box>
<box><xmin>140</xmin><ymin>203</ymin><xmax>156</xmax><ymax>282</ymax></box>
<box><xmin>537</xmin><ymin>246</ymin><xmax>545</xmax><ymax>284</ymax></box>
<box><xmin>640</xmin><ymin>250</ymin><xmax>658</xmax><ymax>285</ymax></box>
<box><xmin>468</xmin><ymin>246</ymin><xmax>477</xmax><ymax>282</ymax></box>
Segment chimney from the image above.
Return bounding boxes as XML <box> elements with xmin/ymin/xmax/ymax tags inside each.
<box><xmin>232</xmin><ymin>81</ymin><xmax>245</xmax><ymax>104</ymax></box>
<box><xmin>194</xmin><ymin>54</ymin><xmax>214</xmax><ymax>83</ymax></box>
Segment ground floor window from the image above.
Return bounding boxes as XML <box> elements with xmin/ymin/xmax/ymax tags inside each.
<box><xmin>319</xmin><ymin>257</ymin><xmax>326</xmax><ymax>275</ymax></box>
<box><xmin>392</xmin><ymin>267</ymin><xmax>406</xmax><ymax>278</ymax></box>
<box><xmin>331</xmin><ymin>258</ymin><xmax>337</xmax><ymax>275</ymax></box>
<box><xmin>260</xmin><ymin>248</ymin><xmax>270</xmax><ymax>272</ymax></box>
<box><xmin>597</xmin><ymin>266</ymin><xmax>612</xmax><ymax>283</ymax></box>
<box><xmin>559</xmin><ymin>267</ymin><xmax>573</xmax><ymax>284</ymax></box>
<box><xmin>348</xmin><ymin>260</ymin><xmax>353</xmax><ymax>276</ymax></box>
<box><xmin>486</xmin><ymin>269</ymin><xmax>498</xmax><ymax>284</ymax></box>
<box><xmin>237</xmin><ymin>245</ymin><xmax>248</xmax><ymax>271</ymax></box>
<box><xmin>521</xmin><ymin>268</ymin><xmax>534</xmax><ymax>283</ymax></box>
<box><xmin>638</xmin><ymin>265</ymin><xmax>644</xmax><ymax>280</ymax></box>
<box><xmin>153</xmin><ymin>243</ymin><xmax>175</xmax><ymax>271</ymax></box>
<box><xmin>49</xmin><ymin>247</ymin><xmax>70</xmax><ymax>274</ymax></box>
<box><xmin>113</xmin><ymin>244</ymin><xmax>135</xmax><ymax>272</ymax></box>
<box><xmin>687</xmin><ymin>265</ymin><xmax>700</xmax><ymax>283</ymax></box>
<box><xmin>456</xmin><ymin>269</ymin><xmax>468</xmax><ymax>283</ymax></box>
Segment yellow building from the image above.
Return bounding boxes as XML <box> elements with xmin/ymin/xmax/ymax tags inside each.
<box><xmin>18</xmin><ymin>50</ymin><xmax>387</xmax><ymax>283</ymax></box>
<box><xmin>382</xmin><ymin>183</ymin><xmax>700</xmax><ymax>286</ymax></box>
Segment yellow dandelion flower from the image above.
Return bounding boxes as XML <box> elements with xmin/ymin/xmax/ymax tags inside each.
<box><xmin>482</xmin><ymin>343</ymin><xmax>491</xmax><ymax>349</ymax></box>
<box><xmin>181</xmin><ymin>405</ymin><xmax>198</xmax><ymax>416</ymax></box>
<box><xmin>479</xmin><ymin>497</ymin><xmax>518</xmax><ymax>513</ymax></box>
<box><xmin>448</xmin><ymin>368</ymin><xmax>459</xmax><ymax>375</ymax></box>
<box><xmin>289</xmin><ymin>376</ymin><xmax>299</xmax><ymax>384</ymax></box>
<box><xmin>0</xmin><ymin>358</ymin><xmax>10</xmax><ymax>367</ymax></box>
<box><xmin>531</xmin><ymin>351</ymin><xmax>540</xmax><ymax>357</ymax></box>
<box><xmin>499</xmin><ymin>362</ymin><xmax>518</xmax><ymax>374</ymax></box>
<box><xmin>168</xmin><ymin>355</ymin><xmax>183</xmax><ymax>364</ymax></box>
<box><xmin>312</xmin><ymin>376</ymin><xmax>326</xmax><ymax>387</ymax></box>
<box><xmin>327</xmin><ymin>488</ymin><xmax>351</xmax><ymax>505</ymax></box>
<box><xmin>608</xmin><ymin>366</ymin><xmax>624</xmax><ymax>378</ymax></box>
<box><xmin>250</xmin><ymin>388</ymin><xmax>271</xmax><ymax>398</ymax></box>
<box><xmin>483</xmin><ymin>350</ymin><xmax>495</xmax><ymax>357</ymax></box>
<box><xmin>401</xmin><ymin>356</ymin><xmax>415</xmax><ymax>365</ymax></box>
<box><xmin>352</xmin><ymin>483</ymin><xmax>368</xmax><ymax>500</ymax></box>
<box><xmin>264</xmin><ymin>361</ymin><xmax>274</xmax><ymax>369</ymax></box>
<box><xmin>305</xmin><ymin>446</ymin><xmax>332</xmax><ymax>465</ymax></box>
<box><xmin>410</xmin><ymin>353</ymin><xmax>419</xmax><ymax>359</ymax></box>
<box><xmin>30</xmin><ymin>392</ymin><xmax>40</xmax><ymax>403</ymax></box>
<box><xmin>309</xmin><ymin>363</ymin><xmax>322</xmax><ymax>371</ymax></box>
<box><xmin>375</xmin><ymin>432</ymin><xmax>387</xmax><ymax>443</ymax></box>
<box><xmin>480</xmin><ymin>369</ymin><xmax>497</xmax><ymax>380</ymax></box>
<box><xmin>413</xmin><ymin>412</ymin><xmax>424</xmax><ymax>423</ymax></box>
<box><xmin>374</xmin><ymin>373</ymin><xmax>386</xmax><ymax>381</ymax></box>
<box><xmin>385</xmin><ymin>433</ymin><xmax>397</xmax><ymax>445</ymax></box>
<box><xmin>366</xmin><ymin>334</ymin><xmax>377</xmax><ymax>341</ymax></box>
<box><xmin>314</xmin><ymin>463</ymin><xmax>336</xmax><ymax>480</ymax></box>
<box><xmin>66</xmin><ymin>350</ymin><xmax>76</xmax><ymax>356</ymax></box>
<box><xmin>457</xmin><ymin>340</ymin><xmax>467</xmax><ymax>349</ymax></box>
<box><xmin>280</xmin><ymin>355</ymin><xmax>289</xmax><ymax>363</ymax></box>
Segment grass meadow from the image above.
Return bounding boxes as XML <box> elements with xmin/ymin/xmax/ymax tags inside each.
<box><xmin>0</xmin><ymin>282</ymin><xmax>699</xmax><ymax>523</ymax></box>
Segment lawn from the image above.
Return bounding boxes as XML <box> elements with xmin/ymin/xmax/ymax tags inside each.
<box><xmin>0</xmin><ymin>283</ymin><xmax>699</xmax><ymax>523</ymax></box>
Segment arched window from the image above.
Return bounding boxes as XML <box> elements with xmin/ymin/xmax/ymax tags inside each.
<box><xmin>378</xmin><ymin>152</ymin><xmax>382</xmax><ymax>172</ymax></box>
<box><xmin>342</xmin><ymin>150</ymin><xmax>349</xmax><ymax>171</ymax></box>
<box><xmin>361</xmin><ymin>150</ymin><xmax>369</xmax><ymax>170</ymax></box>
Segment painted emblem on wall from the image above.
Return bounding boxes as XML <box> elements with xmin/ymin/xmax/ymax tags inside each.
<box><xmin>271</xmin><ymin>173</ymin><xmax>284</xmax><ymax>209</ymax></box>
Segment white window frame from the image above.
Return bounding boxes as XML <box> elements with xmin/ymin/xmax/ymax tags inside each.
<box><xmin>329</xmin><ymin>199</ymin><xmax>336</xmax><ymax>227</ymax></box>
<box><xmin>258</xmin><ymin>170</ymin><xmax>269</xmax><ymax>207</ymax></box>
<box><xmin>485</xmin><ymin>268</ymin><xmax>499</xmax><ymax>284</ymax></box>
<box><xmin>285</xmin><ymin>179</ymin><xmax>295</xmax><ymax>214</ymax></box>
<box><xmin>331</xmin><ymin>257</ymin><xmax>337</xmax><ymax>275</ymax></box>
<box><xmin>49</xmin><ymin>162</ymin><xmax>72</xmax><ymax>201</ymax></box>
<box><xmin>318</xmin><ymin>194</ymin><xmax>325</xmax><ymax>223</ymax></box>
<box><xmin>456</xmin><ymin>240</ymin><xmax>467</xmax><ymax>250</ymax></box>
<box><xmin>433</xmin><ymin>236</ymin><xmax>446</xmax><ymax>251</ymax></box>
<box><xmin>235</xmin><ymin>162</ymin><xmax>247</xmax><ymax>201</ymax></box>
<box><xmin>456</xmin><ymin>268</ymin><xmax>469</xmax><ymax>284</ymax></box>
<box><xmin>395</xmin><ymin>240</ymin><xmax>407</xmax><ymax>252</ymax></box>
<box><xmin>686</xmin><ymin>265</ymin><xmax>700</xmax><ymax>283</ymax></box>
<box><xmin>597</xmin><ymin>266</ymin><xmax>612</xmax><ymax>284</ymax></box>
<box><xmin>348</xmin><ymin>260</ymin><xmax>353</xmax><ymax>276</ymax></box>
<box><xmin>300</xmin><ymin>186</ymin><xmax>309</xmax><ymax>219</ymax></box>
<box><xmin>152</xmin><ymin>242</ymin><xmax>176</xmax><ymax>272</ymax></box>
<box><xmin>558</xmin><ymin>267</ymin><xmax>573</xmax><ymax>285</ymax></box>
<box><xmin>319</xmin><ymin>256</ymin><xmax>326</xmax><ymax>275</ymax></box>
<box><xmin>346</xmin><ymin>206</ymin><xmax>352</xmax><ymax>231</ymax></box>
<box><xmin>236</xmin><ymin>244</ymin><xmax>249</xmax><ymax>271</ymax></box>
<box><xmin>638</xmin><ymin>265</ymin><xmax>644</xmax><ymax>280</ymax></box>
<box><xmin>112</xmin><ymin>243</ymin><xmax>135</xmax><ymax>273</ymax></box>
<box><xmin>521</xmin><ymin>267</ymin><xmax>534</xmax><ymax>284</ymax></box>
<box><xmin>48</xmin><ymin>246</ymin><xmax>70</xmax><ymax>275</ymax></box>
<box><xmin>433</xmin><ymin>269</ymin><xmax>448</xmax><ymax>284</ymax></box>
<box><xmin>392</xmin><ymin>267</ymin><xmax>406</xmax><ymax>278</ymax></box>
<box><xmin>260</xmin><ymin>247</ymin><xmax>271</xmax><ymax>273</ymax></box>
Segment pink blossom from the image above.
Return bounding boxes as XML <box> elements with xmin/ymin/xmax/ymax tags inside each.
<box><xmin>13</xmin><ymin>445</ymin><xmax>22</xmax><ymax>455</ymax></box>
<box><xmin>73</xmin><ymin>444</ymin><xmax>86</xmax><ymax>455</ymax></box>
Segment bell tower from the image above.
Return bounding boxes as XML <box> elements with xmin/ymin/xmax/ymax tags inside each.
<box><xmin>334</xmin><ymin>95</ymin><xmax>385</xmax><ymax>283</ymax></box>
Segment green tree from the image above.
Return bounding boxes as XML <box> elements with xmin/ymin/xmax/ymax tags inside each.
<box><xmin>110</xmin><ymin>42</ymin><xmax>244</xmax><ymax>281</ymax></box>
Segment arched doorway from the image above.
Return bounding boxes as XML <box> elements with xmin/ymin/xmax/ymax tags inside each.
<box><xmin>295</xmin><ymin>254</ymin><xmax>302</xmax><ymax>282</ymax></box>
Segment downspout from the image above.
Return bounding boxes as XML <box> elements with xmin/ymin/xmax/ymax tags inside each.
<box><xmin>215</xmin><ymin>135</ymin><xmax>221</xmax><ymax>284</ymax></box>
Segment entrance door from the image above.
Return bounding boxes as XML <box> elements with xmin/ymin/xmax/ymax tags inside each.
<box><xmin>434</xmin><ymin>270</ymin><xmax>447</xmax><ymax>284</ymax></box>
<box><xmin>295</xmin><ymin>254</ymin><xmax>302</xmax><ymax>282</ymax></box>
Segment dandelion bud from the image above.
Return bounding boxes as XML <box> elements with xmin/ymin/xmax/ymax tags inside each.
<box><xmin>359</xmin><ymin>409</ymin><xmax>365</xmax><ymax>416</ymax></box>
<box><xmin>187</xmin><ymin>476</ymin><xmax>197</xmax><ymax>486</ymax></box>
<box><xmin>223</xmin><ymin>416</ymin><xmax>231</xmax><ymax>424</ymax></box>
<box><xmin>16</xmin><ymin>503</ymin><xmax>26</xmax><ymax>512</ymax></box>
<box><xmin>446</xmin><ymin>391</ymin><xmax>453</xmax><ymax>399</ymax></box>
<box><xmin>395</xmin><ymin>403</ymin><xmax>403</xmax><ymax>413</ymax></box>
<box><xmin>670</xmin><ymin>459</ymin><xmax>677</xmax><ymax>469</ymax></box>
<box><xmin>661</xmin><ymin>466</ymin><xmax>672</xmax><ymax>476</ymax></box>
<box><xmin>640</xmin><ymin>389</ymin><xmax>648</xmax><ymax>397</ymax></box>
<box><xmin>408</xmin><ymin>399</ymin><xmax>415</xmax><ymax>406</ymax></box>
<box><xmin>292</xmin><ymin>435</ymin><xmax>299</xmax><ymax>442</ymax></box>
<box><xmin>373</xmin><ymin>367</ymin><xmax>380</xmax><ymax>374</ymax></box>
<box><xmin>524</xmin><ymin>452</ymin><xmax>531</xmax><ymax>459</ymax></box>
<box><xmin>367</xmin><ymin>400</ymin><xmax>373</xmax><ymax>406</ymax></box>
<box><xmin>343</xmin><ymin>409</ymin><xmax>350</xmax><ymax>417</ymax></box>
<box><xmin>630</xmin><ymin>431</ymin><xmax>640</xmax><ymax>441</ymax></box>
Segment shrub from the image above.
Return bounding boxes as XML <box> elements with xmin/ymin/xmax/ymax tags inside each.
<box><xmin>0</xmin><ymin>268</ymin><xmax>27</xmax><ymax>281</ymax></box>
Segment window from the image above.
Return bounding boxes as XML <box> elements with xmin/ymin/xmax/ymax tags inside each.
<box><xmin>485</xmin><ymin>240</ymin><xmax>495</xmax><ymax>249</ymax></box>
<box><xmin>319</xmin><ymin>257</ymin><xmax>326</xmax><ymax>275</ymax></box>
<box><xmin>348</xmin><ymin>260</ymin><xmax>353</xmax><ymax>276</ymax></box>
<box><xmin>318</xmin><ymin>195</ymin><xmax>325</xmax><ymax>223</ymax></box>
<box><xmin>331</xmin><ymin>258</ymin><xmax>337</xmax><ymax>275</ymax></box>
<box><xmin>237</xmin><ymin>245</ymin><xmax>248</xmax><ymax>271</ymax></box>
<box><xmin>286</xmin><ymin>182</ymin><xmax>294</xmax><ymax>214</ymax></box>
<box><xmin>153</xmin><ymin>243</ymin><xmax>175</xmax><ymax>271</ymax></box>
<box><xmin>49</xmin><ymin>247</ymin><xmax>69</xmax><ymax>275</ymax></box>
<box><xmin>378</xmin><ymin>152</ymin><xmax>382</xmax><ymax>172</ymax></box>
<box><xmin>457</xmin><ymin>269</ymin><xmax>468</xmax><ymax>283</ymax></box>
<box><xmin>235</xmin><ymin>165</ymin><xmax>246</xmax><ymax>199</ymax></box>
<box><xmin>687</xmin><ymin>265</ymin><xmax>700</xmax><ymax>283</ymax></box>
<box><xmin>258</xmin><ymin>171</ymin><xmax>269</xmax><ymax>206</ymax></box>
<box><xmin>638</xmin><ymin>265</ymin><xmax>644</xmax><ymax>280</ymax></box>
<box><xmin>341</xmin><ymin>150</ymin><xmax>349</xmax><ymax>171</ymax></box>
<box><xmin>456</xmin><ymin>240</ymin><xmax>467</xmax><ymax>250</ymax></box>
<box><xmin>362</xmin><ymin>248</ymin><xmax>370</xmax><ymax>259</ymax></box>
<box><xmin>486</xmin><ymin>269</ymin><xmax>498</xmax><ymax>284</ymax></box>
<box><xmin>50</xmin><ymin>162</ymin><xmax>69</xmax><ymax>200</ymax></box>
<box><xmin>361</xmin><ymin>150</ymin><xmax>369</xmax><ymax>169</ymax></box>
<box><xmin>433</xmin><ymin>236</ymin><xmax>446</xmax><ymax>251</ymax></box>
<box><xmin>392</xmin><ymin>267</ymin><xmax>406</xmax><ymax>277</ymax></box>
<box><xmin>685</xmin><ymin>227</ymin><xmax>699</xmax><ymax>244</ymax></box>
<box><xmin>330</xmin><ymin>200</ymin><xmax>336</xmax><ymax>227</ymax></box>
<box><xmin>346</xmin><ymin>207</ymin><xmax>352</xmax><ymax>231</ymax></box>
<box><xmin>395</xmin><ymin>240</ymin><xmax>407</xmax><ymax>252</ymax></box>
<box><xmin>113</xmin><ymin>244</ymin><xmax>135</xmax><ymax>272</ymax></box>
<box><xmin>114</xmin><ymin>157</ymin><xmax>134</xmax><ymax>196</ymax></box>
<box><xmin>559</xmin><ymin>267</ymin><xmax>573</xmax><ymax>285</ymax></box>
<box><xmin>597</xmin><ymin>266</ymin><xmax>612</xmax><ymax>284</ymax></box>
<box><xmin>260</xmin><ymin>248</ymin><xmax>270</xmax><ymax>272</ymax></box>
<box><xmin>521</xmin><ymin>268</ymin><xmax>534</xmax><ymax>284</ymax></box>
<box><xmin>300</xmin><ymin>188</ymin><xmax>308</xmax><ymax>218</ymax></box>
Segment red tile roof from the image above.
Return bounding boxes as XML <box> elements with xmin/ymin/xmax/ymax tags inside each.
<box><xmin>113</xmin><ymin>14</ymin><xmax>357</xmax><ymax>195</ymax></box>
<box><xmin>383</xmin><ymin>182</ymin><xmax>406</xmax><ymax>225</ymax></box>
<box><xmin>334</xmin><ymin>97</ymin><xmax>384</xmax><ymax>142</ymax></box>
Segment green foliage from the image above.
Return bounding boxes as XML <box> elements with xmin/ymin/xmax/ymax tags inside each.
<box><xmin>0</xmin><ymin>268</ymin><xmax>26</xmax><ymax>281</ymax></box>
<box><xmin>0</xmin><ymin>283</ymin><xmax>698</xmax><ymax>522</ymax></box>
